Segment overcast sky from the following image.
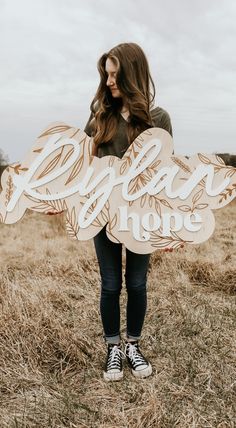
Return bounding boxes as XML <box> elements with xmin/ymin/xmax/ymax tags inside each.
<box><xmin>1</xmin><ymin>0</ymin><xmax>236</xmax><ymax>163</ymax></box>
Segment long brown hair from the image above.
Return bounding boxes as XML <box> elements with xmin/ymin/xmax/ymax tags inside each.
<box><xmin>90</xmin><ymin>43</ymin><xmax>156</xmax><ymax>154</ymax></box>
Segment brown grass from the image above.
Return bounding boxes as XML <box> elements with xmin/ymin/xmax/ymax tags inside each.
<box><xmin>0</xmin><ymin>202</ymin><xmax>235</xmax><ymax>427</ymax></box>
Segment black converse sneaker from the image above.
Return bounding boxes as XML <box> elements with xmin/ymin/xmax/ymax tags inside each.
<box><xmin>103</xmin><ymin>343</ymin><xmax>126</xmax><ymax>381</ymax></box>
<box><xmin>125</xmin><ymin>341</ymin><xmax>152</xmax><ymax>378</ymax></box>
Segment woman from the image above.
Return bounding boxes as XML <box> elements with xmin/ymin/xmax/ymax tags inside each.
<box><xmin>84</xmin><ymin>42</ymin><xmax>172</xmax><ymax>381</ymax></box>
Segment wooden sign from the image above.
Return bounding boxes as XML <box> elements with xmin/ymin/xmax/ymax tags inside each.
<box><xmin>0</xmin><ymin>122</ymin><xmax>235</xmax><ymax>254</ymax></box>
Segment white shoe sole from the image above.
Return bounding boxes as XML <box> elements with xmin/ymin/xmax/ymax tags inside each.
<box><xmin>103</xmin><ymin>370</ymin><xmax>124</xmax><ymax>382</ymax></box>
<box><xmin>131</xmin><ymin>363</ymin><xmax>152</xmax><ymax>378</ymax></box>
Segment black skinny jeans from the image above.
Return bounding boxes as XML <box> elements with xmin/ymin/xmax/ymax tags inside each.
<box><xmin>93</xmin><ymin>226</ymin><xmax>150</xmax><ymax>344</ymax></box>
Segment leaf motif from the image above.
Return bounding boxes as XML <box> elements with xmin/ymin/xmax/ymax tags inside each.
<box><xmin>149</xmin><ymin>230</ymin><xmax>192</xmax><ymax>249</ymax></box>
<box><xmin>61</xmin><ymin>147</ymin><xmax>74</xmax><ymax>166</ymax></box>
<box><xmin>101</xmin><ymin>210</ymin><xmax>109</xmax><ymax>223</ymax></box>
<box><xmin>33</xmin><ymin>203</ymin><xmax>52</xmax><ymax>211</ymax></box>
<box><xmin>55</xmin><ymin>199</ymin><xmax>64</xmax><ymax>212</ymax></box>
<box><xmin>105</xmin><ymin>201</ymin><xmax>110</xmax><ymax>211</ymax></box>
<box><xmin>37</xmin><ymin>151</ymin><xmax>62</xmax><ymax>180</ymax></box>
<box><xmin>170</xmin><ymin>231</ymin><xmax>183</xmax><ymax>241</ymax></box>
<box><xmin>198</xmin><ymin>154</ymin><xmax>211</xmax><ymax>165</ymax></box>
<box><xmin>120</xmin><ymin>161</ymin><xmax>128</xmax><ymax>175</ymax></box>
<box><xmin>38</xmin><ymin>125</ymin><xmax>72</xmax><ymax>138</ymax></box>
<box><xmin>139</xmin><ymin>173</ymin><xmax>149</xmax><ymax>185</ymax></box>
<box><xmin>91</xmin><ymin>218</ymin><xmax>103</xmax><ymax>227</ymax></box>
<box><xmin>160</xmin><ymin>199</ymin><xmax>173</xmax><ymax>209</ymax></box>
<box><xmin>134</xmin><ymin>140</ymin><xmax>143</xmax><ymax>149</ymax></box>
<box><xmin>71</xmin><ymin>206</ymin><xmax>76</xmax><ymax>227</ymax></box>
<box><xmin>109</xmin><ymin>157</ymin><xmax>115</xmax><ymax>167</ymax></box>
<box><xmin>110</xmin><ymin>214</ymin><xmax>117</xmax><ymax>229</ymax></box>
<box><xmin>5</xmin><ymin>175</ymin><xmax>14</xmax><ymax>205</ymax></box>
<box><xmin>221</xmin><ymin>186</ymin><xmax>236</xmax><ymax>199</ymax></box>
<box><xmin>136</xmin><ymin>135</ymin><xmax>145</xmax><ymax>143</ymax></box>
<box><xmin>128</xmin><ymin>178</ymin><xmax>139</xmax><ymax>195</ymax></box>
<box><xmin>149</xmin><ymin>235</ymin><xmax>163</xmax><ymax>243</ymax></box>
<box><xmin>172</xmin><ymin>242</ymin><xmax>186</xmax><ymax>250</ymax></box>
<box><xmin>172</xmin><ymin>157</ymin><xmax>192</xmax><ymax>174</ymax></box>
<box><xmin>143</xmin><ymin>129</ymin><xmax>152</xmax><ymax>136</ymax></box>
<box><xmin>195</xmin><ymin>203</ymin><xmax>209</xmax><ymax>210</ymax></box>
<box><xmin>141</xmin><ymin>193</ymin><xmax>147</xmax><ymax>208</ymax></box>
<box><xmin>65</xmin><ymin>156</ymin><xmax>83</xmax><ymax>185</ymax></box>
<box><xmin>13</xmin><ymin>164</ymin><xmax>21</xmax><ymax>175</ymax></box>
<box><xmin>65</xmin><ymin>206</ymin><xmax>79</xmax><ymax>239</ymax></box>
<box><xmin>151</xmin><ymin>240</ymin><xmax>175</xmax><ymax>249</ymax></box>
<box><xmin>70</xmin><ymin>128</ymin><xmax>80</xmax><ymax>138</ymax></box>
<box><xmin>192</xmin><ymin>189</ymin><xmax>203</xmax><ymax>205</ymax></box>
<box><xmin>25</xmin><ymin>194</ymin><xmax>42</xmax><ymax>204</ymax></box>
<box><xmin>65</xmin><ymin>222</ymin><xmax>78</xmax><ymax>239</ymax></box>
<box><xmin>199</xmin><ymin>178</ymin><xmax>206</xmax><ymax>187</ymax></box>
<box><xmin>62</xmin><ymin>200</ymin><xmax>68</xmax><ymax>211</ymax></box>
<box><xmin>106</xmin><ymin>229</ymin><xmax>120</xmax><ymax>243</ymax></box>
<box><xmin>36</xmin><ymin>197</ymin><xmax>64</xmax><ymax>213</ymax></box>
<box><xmin>128</xmin><ymin>157</ymin><xmax>132</xmax><ymax>166</ymax></box>
<box><xmin>215</xmin><ymin>155</ymin><xmax>225</xmax><ymax>165</ymax></box>
<box><xmin>151</xmin><ymin>160</ymin><xmax>161</xmax><ymax>170</ymax></box>
<box><xmin>146</xmin><ymin>168</ymin><xmax>153</xmax><ymax>179</ymax></box>
<box><xmin>225</xmin><ymin>168</ymin><xmax>236</xmax><ymax>178</ymax></box>
<box><xmin>149</xmin><ymin>196</ymin><xmax>153</xmax><ymax>208</ymax></box>
<box><xmin>219</xmin><ymin>193</ymin><xmax>227</xmax><ymax>201</ymax></box>
<box><xmin>155</xmin><ymin>199</ymin><xmax>161</xmax><ymax>217</ymax></box>
<box><xmin>178</xmin><ymin>205</ymin><xmax>191</xmax><ymax>212</ymax></box>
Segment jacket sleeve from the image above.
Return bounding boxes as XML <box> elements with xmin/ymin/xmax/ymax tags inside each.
<box><xmin>160</xmin><ymin>111</ymin><xmax>173</xmax><ymax>138</ymax></box>
<box><xmin>162</xmin><ymin>111</ymin><xmax>174</xmax><ymax>155</ymax></box>
<box><xmin>151</xmin><ymin>107</ymin><xmax>174</xmax><ymax>154</ymax></box>
<box><xmin>84</xmin><ymin>111</ymin><xmax>95</xmax><ymax>137</ymax></box>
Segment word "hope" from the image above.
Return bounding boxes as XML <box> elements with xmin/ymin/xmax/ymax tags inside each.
<box><xmin>118</xmin><ymin>206</ymin><xmax>202</xmax><ymax>241</ymax></box>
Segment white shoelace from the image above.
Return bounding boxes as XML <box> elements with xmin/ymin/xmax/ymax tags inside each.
<box><xmin>107</xmin><ymin>345</ymin><xmax>126</xmax><ymax>370</ymax></box>
<box><xmin>125</xmin><ymin>343</ymin><xmax>148</xmax><ymax>368</ymax></box>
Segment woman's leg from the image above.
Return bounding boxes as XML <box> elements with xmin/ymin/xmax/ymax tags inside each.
<box><xmin>125</xmin><ymin>249</ymin><xmax>151</xmax><ymax>340</ymax></box>
<box><xmin>93</xmin><ymin>227</ymin><xmax>122</xmax><ymax>344</ymax></box>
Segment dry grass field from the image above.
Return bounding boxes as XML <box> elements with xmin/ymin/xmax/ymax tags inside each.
<box><xmin>0</xmin><ymin>201</ymin><xmax>235</xmax><ymax>428</ymax></box>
